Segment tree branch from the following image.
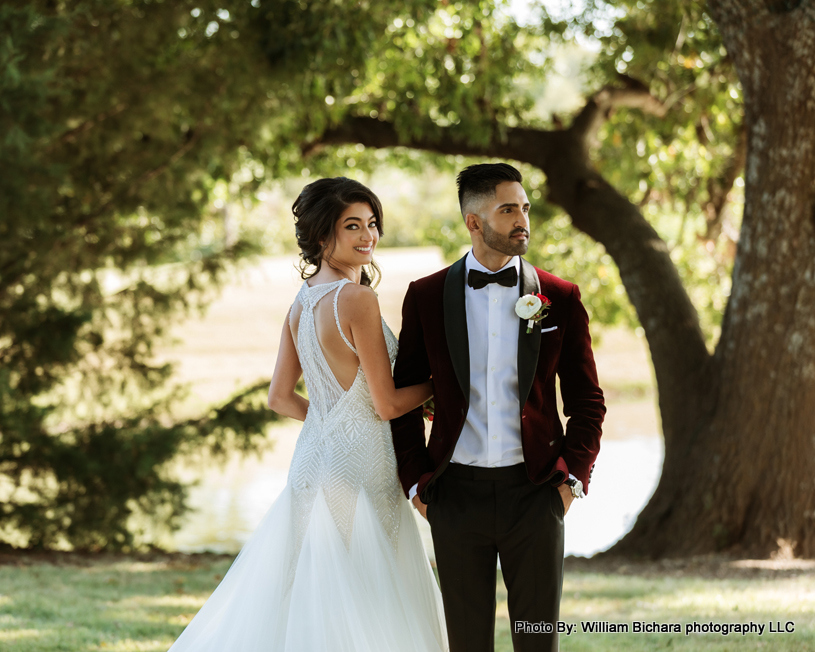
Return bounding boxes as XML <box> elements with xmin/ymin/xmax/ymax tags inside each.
<box><xmin>307</xmin><ymin>99</ymin><xmax>713</xmax><ymax>426</ymax></box>
<box><xmin>302</xmin><ymin>116</ymin><xmax>551</xmax><ymax>160</ymax></box>
<box><xmin>704</xmin><ymin>121</ymin><xmax>747</xmax><ymax>240</ymax></box>
<box><xmin>570</xmin><ymin>80</ymin><xmax>670</xmax><ymax>144</ymax></box>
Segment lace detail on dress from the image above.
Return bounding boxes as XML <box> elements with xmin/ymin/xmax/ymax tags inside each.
<box><xmin>287</xmin><ymin>279</ymin><xmax>402</xmax><ymax>557</ymax></box>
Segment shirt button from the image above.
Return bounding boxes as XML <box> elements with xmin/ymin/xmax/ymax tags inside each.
<box><xmin>492</xmin><ymin>435</ymin><xmax>497</xmax><ymax>440</ymax></box>
<box><xmin>491</xmin><ymin>332</ymin><xmax>497</xmax><ymax>337</ymax></box>
<box><xmin>491</xmin><ymin>401</ymin><xmax>496</xmax><ymax>406</ymax></box>
<box><xmin>493</xmin><ymin>298</ymin><xmax>498</xmax><ymax>303</ymax></box>
<box><xmin>490</xmin><ymin>366</ymin><xmax>495</xmax><ymax>371</ymax></box>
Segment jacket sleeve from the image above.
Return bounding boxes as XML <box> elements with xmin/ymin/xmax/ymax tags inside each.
<box><xmin>390</xmin><ymin>281</ymin><xmax>434</xmax><ymax>498</ymax></box>
<box><xmin>556</xmin><ymin>284</ymin><xmax>605</xmax><ymax>494</ymax></box>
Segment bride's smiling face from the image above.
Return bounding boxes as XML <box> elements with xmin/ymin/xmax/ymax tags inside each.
<box><xmin>323</xmin><ymin>202</ymin><xmax>379</xmax><ymax>268</ymax></box>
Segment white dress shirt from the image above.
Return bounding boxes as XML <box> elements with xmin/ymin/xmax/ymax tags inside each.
<box><xmin>452</xmin><ymin>250</ymin><xmax>524</xmax><ymax>466</ymax></box>
<box><xmin>409</xmin><ymin>250</ymin><xmax>523</xmax><ymax>502</ymax></box>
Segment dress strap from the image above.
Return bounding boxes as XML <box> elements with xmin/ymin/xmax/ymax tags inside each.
<box><xmin>333</xmin><ymin>281</ymin><xmax>358</xmax><ymax>355</ymax></box>
<box><xmin>295</xmin><ymin>281</ymin><xmax>311</xmax><ymax>310</ymax></box>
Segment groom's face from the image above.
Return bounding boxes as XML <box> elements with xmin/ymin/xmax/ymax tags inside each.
<box><xmin>478</xmin><ymin>181</ymin><xmax>531</xmax><ymax>257</ymax></box>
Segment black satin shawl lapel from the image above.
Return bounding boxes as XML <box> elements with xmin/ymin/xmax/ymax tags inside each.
<box><xmin>443</xmin><ymin>256</ymin><xmax>470</xmax><ymax>403</ymax></box>
<box><xmin>518</xmin><ymin>258</ymin><xmax>542</xmax><ymax>408</ymax></box>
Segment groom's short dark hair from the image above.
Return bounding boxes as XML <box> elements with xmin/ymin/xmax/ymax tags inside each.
<box><xmin>457</xmin><ymin>163</ymin><xmax>523</xmax><ymax>218</ymax></box>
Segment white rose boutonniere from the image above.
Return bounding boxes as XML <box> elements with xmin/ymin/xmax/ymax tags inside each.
<box><xmin>515</xmin><ymin>293</ymin><xmax>552</xmax><ymax>334</ymax></box>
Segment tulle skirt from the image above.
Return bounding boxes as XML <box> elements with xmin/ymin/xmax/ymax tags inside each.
<box><xmin>167</xmin><ymin>484</ymin><xmax>448</xmax><ymax>651</ymax></box>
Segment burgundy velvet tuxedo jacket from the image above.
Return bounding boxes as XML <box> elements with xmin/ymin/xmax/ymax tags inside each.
<box><xmin>390</xmin><ymin>255</ymin><xmax>605</xmax><ymax>504</ymax></box>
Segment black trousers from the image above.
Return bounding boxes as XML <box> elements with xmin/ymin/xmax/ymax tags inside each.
<box><xmin>427</xmin><ymin>462</ymin><xmax>564</xmax><ymax>652</ymax></box>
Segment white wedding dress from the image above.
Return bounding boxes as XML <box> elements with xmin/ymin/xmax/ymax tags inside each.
<box><xmin>168</xmin><ymin>278</ymin><xmax>448</xmax><ymax>652</ymax></box>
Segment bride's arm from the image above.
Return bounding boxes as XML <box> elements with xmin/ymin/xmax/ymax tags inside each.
<box><xmin>347</xmin><ymin>286</ymin><xmax>433</xmax><ymax>421</ymax></box>
<box><xmin>267</xmin><ymin>308</ymin><xmax>309</xmax><ymax>421</ymax></box>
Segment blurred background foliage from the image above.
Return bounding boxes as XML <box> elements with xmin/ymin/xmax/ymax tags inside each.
<box><xmin>1</xmin><ymin>0</ymin><xmax>740</xmax><ymax>550</ymax></box>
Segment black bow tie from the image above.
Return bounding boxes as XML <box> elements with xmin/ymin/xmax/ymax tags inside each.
<box><xmin>467</xmin><ymin>267</ymin><xmax>518</xmax><ymax>290</ymax></box>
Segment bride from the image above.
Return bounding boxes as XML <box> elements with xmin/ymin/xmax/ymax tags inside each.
<box><xmin>167</xmin><ymin>177</ymin><xmax>448</xmax><ymax>651</ymax></box>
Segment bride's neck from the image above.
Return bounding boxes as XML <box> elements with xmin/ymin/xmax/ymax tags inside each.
<box><xmin>311</xmin><ymin>260</ymin><xmax>362</xmax><ymax>285</ymax></box>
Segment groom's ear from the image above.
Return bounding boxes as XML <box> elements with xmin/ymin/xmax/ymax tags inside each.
<box><xmin>465</xmin><ymin>212</ymin><xmax>482</xmax><ymax>234</ymax></box>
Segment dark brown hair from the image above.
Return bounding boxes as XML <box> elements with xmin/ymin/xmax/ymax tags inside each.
<box><xmin>456</xmin><ymin>163</ymin><xmax>523</xmax><ymax>216</ymax></box>
<box><xmin>292</xmin><ymin>177</ymin><xmax>383</xmax><ymax>287</ymax></box>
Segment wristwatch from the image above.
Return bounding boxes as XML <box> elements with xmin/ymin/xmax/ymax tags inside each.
<box><xmin>564</xmin><ymin>477</ymin><xmax>585</xmax><ymax>499</ymax></box>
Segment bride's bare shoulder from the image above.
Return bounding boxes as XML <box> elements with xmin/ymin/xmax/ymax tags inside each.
<box><xmin>339</xmin><ymin>283</ymin><xmax>381</xmax><ymax>319</ymax></box>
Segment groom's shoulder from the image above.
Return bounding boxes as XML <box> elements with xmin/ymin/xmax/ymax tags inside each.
<box><xmin>528</xmin><ymin>261</ymin><xmax>579</xmax><ymax>298</ymax></box>
<box><xmin>414</xmin><ymin>265</ymin><xmax>451</xmax><ymax>285</ymax></box>
<box><xmin>409</xmin><ymin>264</ymin><xmax>452</xmax><ymax>293</ymax></box>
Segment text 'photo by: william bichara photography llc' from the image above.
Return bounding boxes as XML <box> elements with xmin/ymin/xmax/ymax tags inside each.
<box><xmin>514</xmin><ymin>619</ymin><xmax>798</xmax><ymax>637</ymax></box>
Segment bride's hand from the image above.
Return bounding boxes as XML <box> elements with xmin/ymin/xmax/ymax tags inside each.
<box><xmin>412</xmin><ymin>494</ymin><xmax>428</xmax><ymax>520</ymax></box>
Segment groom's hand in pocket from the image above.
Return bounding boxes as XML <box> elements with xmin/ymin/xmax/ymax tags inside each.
<box><xmin>557</xmin><ymin>483</ymin><xmax>575</xmax><ymax>515</ymax></box>
<box><xmin>412</xmin><ymin>495</ymin><xmax>429</xmax><ymax>520</ymax></box>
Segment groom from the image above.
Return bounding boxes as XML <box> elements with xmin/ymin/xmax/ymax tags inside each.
<box><xmin>391</xmin><ymin>163</ymin><xmax>605</xmax><ymax>652</ymax></box>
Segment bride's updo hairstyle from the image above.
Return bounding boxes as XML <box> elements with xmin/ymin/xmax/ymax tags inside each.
<box><xmin>293</xmin><ymin>177</ymin><xmax>383</xmax><ymax>288</ymax></box>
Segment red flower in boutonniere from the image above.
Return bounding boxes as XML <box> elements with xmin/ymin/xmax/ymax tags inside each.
<box><xmin>515</xmin><ymin>293</ymin><xmax>552</xmax><ymax>334</ymax></box>
<box><xmin>422</xmin><ymin>398</ymin><xmax>435</xmax><ymax>422</ymax></box>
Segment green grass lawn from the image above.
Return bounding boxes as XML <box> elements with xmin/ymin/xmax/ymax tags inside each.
<box><xmin>1</xmin><ymin>552</ymin><xmax>813</xmax><ymax>651</ymax></box>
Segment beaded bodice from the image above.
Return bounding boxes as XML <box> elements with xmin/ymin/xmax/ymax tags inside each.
<box><xmin>286</xmin><ymin>279</ymin><xmax>402</xmax><ymax>555</ymax></box>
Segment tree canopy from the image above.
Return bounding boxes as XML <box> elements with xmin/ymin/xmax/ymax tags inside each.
<box><xmin>3</xmin><ymin>0</ymin><xmax>814</xmax><ymax>556</ymax></box>
<box><xmin>1</xmin><ymin>0</ymin><xmax>286</xmax><ymax>549</ymax></box>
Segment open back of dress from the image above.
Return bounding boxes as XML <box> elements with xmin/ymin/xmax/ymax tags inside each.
<box><xmin>167</xmin><ymin>278</ymin><xmax>448</xmax><ymax>652</ymax></box>
<box><xmin>291</xmin><ymin>278</ymin><xmax>362</xmax><ymax>417</ymax></box>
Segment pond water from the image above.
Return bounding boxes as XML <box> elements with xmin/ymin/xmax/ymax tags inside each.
<box><xmin>166</xmin><ymin>431</ymin><xmax>663</xmax><ymax>559</ymax></box>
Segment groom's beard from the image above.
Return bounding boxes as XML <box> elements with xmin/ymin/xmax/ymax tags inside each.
<box><xmin>482</xmin><ymin>221</ymin><xmax>529</xmax><ymax>256</ymax></box>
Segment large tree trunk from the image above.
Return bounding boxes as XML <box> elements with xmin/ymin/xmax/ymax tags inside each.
<box><xmin>308</xmin><ymin>0</ymin><xmax>815</xmax><ymax>555</ymax></box>
<box><xmin>613</xmin><ymin>0</ymin><xmax>815</xmax><ymax>558</ymax></box>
